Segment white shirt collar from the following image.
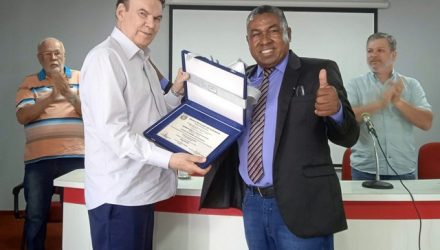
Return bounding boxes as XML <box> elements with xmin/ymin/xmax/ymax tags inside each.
<box><xmin>111</xmin><ymin>27</ymin><xmax>150</xmax><ymax>61</ymax></box>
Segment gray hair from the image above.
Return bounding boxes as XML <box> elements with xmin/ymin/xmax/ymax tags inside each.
<box><xmin>246</xmin><ymin>5</ymin><xmax>290</xmax><ymax>43</ymax></box>
<box><xmin>37</xmin><ymin>37</ymin><xmax>65</xmax><ymax>53</ymax></box>
<box><xmin>116</xmin><ymin>0</ymin><xmax>165</xmax><ymax>9</ymax></box>
<box><xmin>367</xmin><ymin>32</ymin><xmax>397</xmax><ymax>51</ymax></box>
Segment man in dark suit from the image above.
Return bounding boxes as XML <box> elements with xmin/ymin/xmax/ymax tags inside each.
<box><xmin>200</xmin><ymin>5</ymin><xmax>359</xmax><ymax>250</ymax></box>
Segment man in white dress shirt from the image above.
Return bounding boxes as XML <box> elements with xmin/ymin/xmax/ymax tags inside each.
<box><xmin>80</xmin><ymin>0</ymin><xmax>210</xmax><ymax>249</ymax></box>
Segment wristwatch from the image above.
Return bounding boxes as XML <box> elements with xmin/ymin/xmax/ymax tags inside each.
<box><xmin>170</xmin><ymin>87</ymin><xmax>182</xmax><ymax>97</ymax></box>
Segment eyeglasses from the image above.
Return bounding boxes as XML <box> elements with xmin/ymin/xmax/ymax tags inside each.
<box><xmin>39</xmin><ymin>50</ymin><xmax>64</xmax><ymax>58</ymax></box>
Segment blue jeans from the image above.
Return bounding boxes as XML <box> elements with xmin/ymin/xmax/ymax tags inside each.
<box><xmin>351</xmin><ymin>168</ymin><xmax>416</xmax><ymax>180</ymax></box>
<box><xmin>23</xmin><ymin>157</ymin><xmax>84</xmax><ymax>250</ymax></box>
<box><xmin>88</xmin><ymin>203</ymin><xmax>155</xmax><ymax>250</ymax></box>
<box><xmin>242</xmin><ymin>189</ymin><xmax>333</xmax><ymax>250</ymax></box>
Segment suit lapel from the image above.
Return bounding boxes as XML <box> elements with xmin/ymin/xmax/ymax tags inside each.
<box><xmin>273</xmin><ymin>51</ymin><xmax>301</xmax><ymax>156</ymax></box>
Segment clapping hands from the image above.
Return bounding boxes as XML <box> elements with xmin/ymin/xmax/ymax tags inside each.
<box><xmin>50</xmin><ymin>72</ymin><xmax>72</xmax><ymax>101</ymax></box>
<box><xmin>382</xmin><ymin>77</ymin><xmax>404</xmax><ymax>106</ymax></box>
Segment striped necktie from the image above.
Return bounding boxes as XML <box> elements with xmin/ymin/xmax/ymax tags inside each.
<box><xmin>248</xmin><ymin>68</ymin><xmax>274</xmax><ymax>183</ymax></box>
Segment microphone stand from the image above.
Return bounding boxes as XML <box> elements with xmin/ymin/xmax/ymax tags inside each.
<box><xmin>362</xmin><ymin>130</ymin><xmax>394</xmax><ymax>189</ymax></box>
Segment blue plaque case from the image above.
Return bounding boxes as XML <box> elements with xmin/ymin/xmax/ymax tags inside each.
<box><xmin>144</xmin><ymin>50</ymin><xmax>247</xmax><ymax>168</ymax></box>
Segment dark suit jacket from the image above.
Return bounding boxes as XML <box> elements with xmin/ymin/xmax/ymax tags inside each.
<box><xmin>200</xmin><ymin>50</ymin><xmax>359</xmax><ymax>238</ymax></box>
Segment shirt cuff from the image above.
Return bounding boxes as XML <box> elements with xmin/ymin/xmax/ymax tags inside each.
<box><xmin>164</xmin><ymin>90</ymin><xmax>182</xmax><ymax>106</ymax></box>
<box><xmin>147</xmin><ymin>145</ymin><xmax>173</xmax><ymax>169</ymax></box>
<box><xmin>329</xmin><ymin>101</ymin><xmax>344</xmax><ymax>124</ymax></box>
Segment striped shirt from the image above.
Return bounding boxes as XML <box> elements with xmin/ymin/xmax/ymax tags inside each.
<box><xmin>16</xmin><ymin>66</ymin><xmax>84</xmax><ymax>163</ymax></box>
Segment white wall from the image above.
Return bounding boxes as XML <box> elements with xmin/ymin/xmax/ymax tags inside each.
<box><xmin>0</xmin><ymin>0</ymin><xmax>439</xmax><ymax>210</ymax></box>
<box><xmin>378</xmin><ymin>0</ymin><xmax>440</xmax><ymax>147</ymax></box>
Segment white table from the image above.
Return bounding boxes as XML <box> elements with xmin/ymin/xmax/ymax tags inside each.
<box><xmin>55</xmin><ymin>169</ymin><xmax>440</xmax><ymax>250</ymax></box>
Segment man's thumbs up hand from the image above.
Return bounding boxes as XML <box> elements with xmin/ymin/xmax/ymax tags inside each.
<box><xmin>315</xmin><ymin>69</ymin><xmax>340</xmax><ymax>117</ymax></box>
<box><xmin>319</xmin><ymin>68</ymin><xmax>329</xmax><ymax>88</ymax></box>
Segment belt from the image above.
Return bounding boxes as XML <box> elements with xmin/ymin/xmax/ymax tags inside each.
<box><xmin>247</xmin><ymin>185</ymin><xmax>275</xmax><ymax>198</ymax></box>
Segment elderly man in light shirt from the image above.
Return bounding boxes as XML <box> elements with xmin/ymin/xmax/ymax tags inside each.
<box><xmin>80</xmin><ymin>0</ymin><xmax>210</xmax><ymax>249</ymax></box>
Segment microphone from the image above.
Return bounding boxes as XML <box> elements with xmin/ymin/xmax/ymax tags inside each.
<box><xmin>360</xmin><ymin>112</ymin><xmax>393</xmax><ymax>190</ymax></box>
<box><xmin>361</xmin><ymin>113</ymin><xmax>377</xmax><ymax>137</ymax></box>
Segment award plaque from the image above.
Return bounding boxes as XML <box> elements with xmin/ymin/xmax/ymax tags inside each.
<box><xmin>144</xmin><ymin>50</ymin><xmax>246</xmax><ymax>168</ymax></box>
